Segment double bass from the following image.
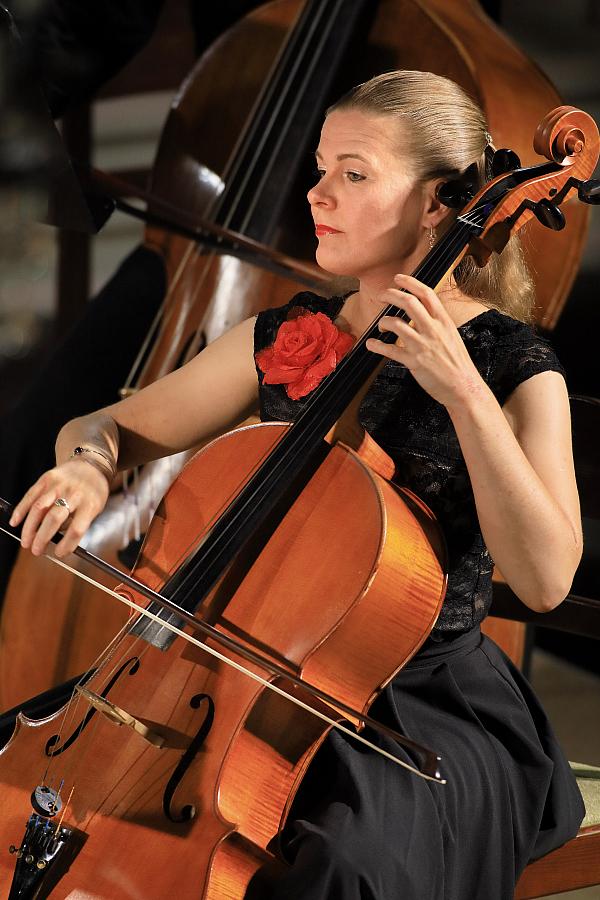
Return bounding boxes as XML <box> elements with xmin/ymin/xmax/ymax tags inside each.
<box><xmin>0</xmin><ymin>105</ymin><xmax>598</xmax><ymax>897</ymax></box>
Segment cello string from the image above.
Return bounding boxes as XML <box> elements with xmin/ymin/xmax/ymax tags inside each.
<box><xmin>103</xmin><ymin>213</ymin><xmax>480</xmax><ymax>694</ymax></box>
<box><xmin>41</xmin><ymin>685</ymin><xmax>102</xmax><ymax>796</ymax></box>
<box><xmin>120</xmin><ymin>210</ymin><xmax>485</xmax><ymax>625</ymax></box>
<box><xmin>0</xmin><ymin>525</ymin><xmax>162</xmax><ymax>765</ymax></box>
<box><xmin>48</xmin><ymin>552</ymin><xmax>444</xmax><ymax>783</ymax></box>
<box><xmin>229</xmin><ymin>212</ymin><xmax>481</xmax><ymax>471</ymax></box>
<box><xmin>0</xmin><ymin>526</ymin><xmax>442</xmax><ymax>782</ymax></box>
<box><xmin>124</xmin><ymin>214</ymin><xmax>479</xmax><ymax>620</ymax></box>
<box><xmin>109</xmin><ymin>2</ymin><xmax>481</xmax><ymax>564</ymax></box>
<box><xmin>233</xmin><ymin>211</ymin><xmax>483</xmax><ymax>453</ymax></box>
<box><xmin>45</xmin><ymin>612</ymin><xmax>153</xmax><ymax>784</ymax></box>
<box><xmin>159</xmin><ymin>218</ymin><xmax>483</xmax><ymax>604</ymax></box>
<box><xmin>45</xmin><ymin>675</ymin><xmax>126</xmax><ymax>822</ymax></box>
<box><xmin>0</xmin><ymin>209</ymin><xmax>480</xmax><ymax>772</ymax></box>
<box><xmin>0</xmin><ymin>206</ymin><xmax>488</xmax><ymax>800</ymax></box>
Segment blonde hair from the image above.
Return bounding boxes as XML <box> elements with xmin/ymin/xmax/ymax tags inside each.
<box><xmin>328</xmin><ymin>70</ymin><xmax>535</xmax><ymax>323</ymax></box>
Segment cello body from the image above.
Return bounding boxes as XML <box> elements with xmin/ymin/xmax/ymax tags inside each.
<box><xmin>0</xmin><ymin>424</ymin><xmax>446</xmax><ymax>898</ymax></box>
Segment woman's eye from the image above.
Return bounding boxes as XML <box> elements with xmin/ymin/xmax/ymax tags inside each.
<box><xmin>346</xmin><ymin>171</ymin><xmax>366</xmax><ymax>183</ymax></box>
<box><xmin>315</xmin><ymin>168</ymin><xmax>326</xmax><ymax>180</ymax></box>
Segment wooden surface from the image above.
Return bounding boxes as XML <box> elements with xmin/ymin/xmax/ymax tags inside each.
<box><xmin>515</xmin><ymin>824</ymin><xmax>600</xmax><ymax>898</ymax></box>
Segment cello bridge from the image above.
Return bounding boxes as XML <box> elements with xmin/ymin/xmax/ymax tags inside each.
<box><xmin>75</xmin><ymin>685</ymin><xmax>191</xmax><ymax>750</ymax></box>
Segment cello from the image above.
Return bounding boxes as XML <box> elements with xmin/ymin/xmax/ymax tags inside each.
<box><xmin>0</xmin><ymin>105</ymin><xmax>598</xmax><ymax>897</ymax></box>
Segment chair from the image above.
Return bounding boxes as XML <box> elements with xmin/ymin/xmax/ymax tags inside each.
<box><xmin>516</xmin><ymin>762</ymin><xmax>600</xmax><ymax>897</ymax></box>
<box><xmin>483</xmin><ymin>396</ymin><xmax>600</xmax><ymax>897</ymax></box>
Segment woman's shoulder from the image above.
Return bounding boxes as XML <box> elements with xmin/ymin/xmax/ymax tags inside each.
<box><xmin>459</xmin><ymin>309</ymin><xmax>566</xmax><ymax>406</ymax></box>
<box><xmin>459</xmin><ymin>307</ymin><xmax>533</xmax><ymax>340</ymax></box>
<box><xmin>254</xmin><ymin>291</ymin><xmax>346</xmax><ymax>350</ymax></box>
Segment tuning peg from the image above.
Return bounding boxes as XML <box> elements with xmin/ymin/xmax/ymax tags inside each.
<box><xmin>437</xmin><ymin>162</ymin><xmax>479</xmax><ymax>209</ymax></box>
<box><xmin>578</xmin><ymin>179</ymin><xmax>600</xmax><ymax>204</ymax></box>
<box><xmin>534</xmin><ymin>199</ymin><xmax>566</xmax><ymax>230</ymax></box>
<box><xmin>491</xmin><ymin>149</ymin><xmax>521</xmax><ymax>177</ymax></box>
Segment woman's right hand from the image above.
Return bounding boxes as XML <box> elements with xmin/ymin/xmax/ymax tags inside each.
<box><xmin>9</xmin><ymin>459</ymin><xmax>111</xmax><ymax>558</ymax></box>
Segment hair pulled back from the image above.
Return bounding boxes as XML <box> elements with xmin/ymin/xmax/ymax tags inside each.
<box><xmin>328</xmin><ymin>70</ymin><xmax>535</xmax><ymax>323</ymax></box>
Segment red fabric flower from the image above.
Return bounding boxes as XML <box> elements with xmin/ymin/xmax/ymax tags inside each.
<box><xmin>256</xmin><ymin>307</ymin><xmax>355</xmax><ymax>400</ymax></box>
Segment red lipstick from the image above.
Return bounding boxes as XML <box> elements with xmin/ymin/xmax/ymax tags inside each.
<box><xmin>315</xmin><ymin>224</ymin><xmax>342</xmax><ymax>236</ymax></box>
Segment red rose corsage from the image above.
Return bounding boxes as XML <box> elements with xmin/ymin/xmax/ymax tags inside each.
<box><xmin>255</xmin><ymin>307</ymin><xmax>355</xmax><ymax>400</ymax></box>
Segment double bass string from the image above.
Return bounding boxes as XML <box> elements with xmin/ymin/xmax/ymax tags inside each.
<box><xmin>116</xmin><ymin>0</ymin><xmax>311</xmax><ymax>482</ymax></box>
<box><xmin>120</xmin><ymin>241</ymin><xmax>196</xmax><ymax>396</ymax></box>
<box><xmin>101</xmin><ymin>1</ymin><xmax>368</xmax><ymax>575</ymax></box>
<box><xmin>234</xmin><ymin>0</ymin><xmax>346</xmax><ymax>232</ymax></box>
<box><xmin>222</xmin><ymin>0</ymin><xmax>338</xmax><ymax>233</ymax></box>
<box><xmin>112</xmin><ymin>1</ymin><xmax>338</xmax><ymax>545</ymax></box>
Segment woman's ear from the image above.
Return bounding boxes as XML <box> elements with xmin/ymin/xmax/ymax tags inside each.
<box><xmin>422</xmin><ymin>178</ymin><xmax>453</xmax><ymax>229</ymax></box>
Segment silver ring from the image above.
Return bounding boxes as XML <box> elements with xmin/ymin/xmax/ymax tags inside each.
<box><xmin>54</xmin><ymin>497</ymin><xmax>71</xmax><ymax>515</ymax></box>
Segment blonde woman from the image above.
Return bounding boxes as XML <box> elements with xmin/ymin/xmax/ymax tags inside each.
<box><xmin>11</xmin><ymin>71</ymin><xmax>584</xmax><ymax>898</ymax></box>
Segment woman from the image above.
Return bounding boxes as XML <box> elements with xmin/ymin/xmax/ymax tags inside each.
<box><xmin>10</xmin><ymin>71</ymin><xmax>584</xmax><ymax>898</ymax></box>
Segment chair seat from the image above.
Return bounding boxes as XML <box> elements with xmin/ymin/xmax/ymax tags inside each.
<box><xmin>515</xmin><ymin>762</ymin><xmax>600</xmax><ymax>898</ymax></box>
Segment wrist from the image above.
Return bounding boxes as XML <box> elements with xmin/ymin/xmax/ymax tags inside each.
<box><xmin>445</xmin><ymin>375</ymin><xmax>493</xmax><ymax>421</ymax></box>
<box><xmin>68</xmin><ymin>446</ymin><xmax>117</xmax><ymax>482</ymax></box>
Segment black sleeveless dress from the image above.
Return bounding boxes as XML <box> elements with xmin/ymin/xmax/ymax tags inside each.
<box><xmin>252</xmin><ymin>292</ymin><xmax>585</xmax><ymax>900</ymax></box>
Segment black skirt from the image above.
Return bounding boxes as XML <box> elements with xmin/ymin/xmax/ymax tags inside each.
<box><xmin>268</xmin><ymin>627</ymin><xmax>584</xmax><ymax>900</ymax></box>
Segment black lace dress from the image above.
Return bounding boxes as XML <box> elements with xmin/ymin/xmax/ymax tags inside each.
<box><xmin>253</xmin><ymin>292</ymin><xmax>584</xmax><ymax>900</ymax></box>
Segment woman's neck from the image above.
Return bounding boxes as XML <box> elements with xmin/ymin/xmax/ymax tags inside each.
<box><xmin>336</xmin><ymin>277</ymin><xmax>489</xmax><ymax>337</ymax></box>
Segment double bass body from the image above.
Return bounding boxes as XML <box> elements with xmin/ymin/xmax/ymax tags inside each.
<box><xmin>0</xmin><ymin>423</ymin><xmax>446</xmax><ymax>897</ymax></box>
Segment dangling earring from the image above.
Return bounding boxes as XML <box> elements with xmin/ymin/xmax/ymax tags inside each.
<box><xmin>429</xmin><ymin>226</ymin><xmax>436</xmax><ymax>250</ymax></box>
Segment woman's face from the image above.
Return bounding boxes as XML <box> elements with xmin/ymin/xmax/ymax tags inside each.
<box><xmin>307</xmin><ymin>108</ymin><xmax>431</xmax><ymax>289</ymax></box>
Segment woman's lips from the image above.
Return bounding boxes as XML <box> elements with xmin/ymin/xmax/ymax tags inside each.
<box><xmin>315</xmin><ymin>224</ymin><xmax>342</xmax><ymax>236</ymax></box>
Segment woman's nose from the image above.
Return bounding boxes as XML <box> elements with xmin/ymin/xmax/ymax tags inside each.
<box><xmin>307</xmin><ymin>176</ymin><xmax>335</xmax><ymax>208</ymax></box>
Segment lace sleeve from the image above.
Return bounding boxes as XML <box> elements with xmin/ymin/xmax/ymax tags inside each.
<box><xmin>492</xmin><ymin>331</ymin><xmax>566</xmax><ymax>407</ymax></box>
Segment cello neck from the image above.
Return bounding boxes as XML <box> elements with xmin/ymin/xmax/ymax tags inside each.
<box><xmin>133</xmin><ymin>212</ymin><xmax>479</xmax><ymax>646</ymax></box>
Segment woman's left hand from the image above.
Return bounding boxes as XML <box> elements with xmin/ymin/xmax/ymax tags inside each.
<box><xmin>365</xmin><ymin>273</ymin><xmax>486</xmax><ymax>410</ymax></box>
